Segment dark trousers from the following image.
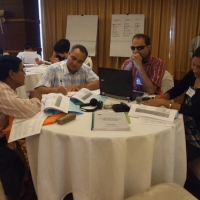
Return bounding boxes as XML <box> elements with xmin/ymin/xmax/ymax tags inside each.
<box><xmin>0</xmin><ymin>136</ymin><xmax>25</xmax><ymax>199</ymax></box>
<box><xmin>184</xmin><ymin>141</ymin><xmax>200</xmax><ymax>199</ymax></box>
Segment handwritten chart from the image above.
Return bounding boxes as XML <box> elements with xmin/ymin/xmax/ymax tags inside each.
<box><xmin>110</xmin><ymin>14</ymin><xmax>145</xmax><ymax>57</ymax></box>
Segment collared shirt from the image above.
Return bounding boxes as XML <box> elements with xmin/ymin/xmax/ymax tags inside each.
<box><xmin>0</xmin><ymin>81</ymin><xmax>41</xmax><ymax>136</ymax></box>
<box><xmin>36</xmin><ymin>60</ymin><xmax>99</xmax><ymax>88</ymax></box>
<box><xmin>121</xmin><ymin>55</ymin><xmax>165</xmax><ymax>92</ymax></box>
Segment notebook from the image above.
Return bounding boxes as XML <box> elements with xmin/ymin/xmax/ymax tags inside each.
<box><xmin>98</xmin><ymin>67</ymin><xmax>144</xmax><ymax>101</ymax></box>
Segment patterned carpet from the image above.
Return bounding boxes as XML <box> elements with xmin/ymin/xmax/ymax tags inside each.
<box><xmin>17</xmin><ymin>140</ymin><xmax>37</xmax><ymax>200</ymax></box>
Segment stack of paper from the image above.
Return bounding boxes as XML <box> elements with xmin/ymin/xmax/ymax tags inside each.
<box><xmin>91</xmin><ymin>112</ymin><xmax>130</xmax><ymax>131</ymax></box>
<box><xmin>128</xmin><ymin>104</ymin><xmax>179</xmax><ymax>126</ymax></box>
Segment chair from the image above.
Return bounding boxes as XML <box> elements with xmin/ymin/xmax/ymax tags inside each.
<box><xmin>84</xmin><ymin>56</ymin><xmax>93</xmax><ymax>68</ymax></box>
<box><xmin>189</xmin><ymin>157</ymin><xmax>200</xmax><ymax>180</ymax></box>
<box><xmin>161</xmin><ymin>70</ymin><xmax>174</xmax><ymax>93</ymax></box>
<box><xmin>0</xmin><ymin>181</ymin><xmax>7</xmax><ymax>200</ymax></box>
<box><xmin>125</xmin><ymin>182</ymin><xmax>197</xmax><ymax>200</ymax></box>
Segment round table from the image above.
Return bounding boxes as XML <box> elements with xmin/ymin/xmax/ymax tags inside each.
<box><xmin>26</xmin><ymin>100</ymin><xmax>186</xmax><ymax>200</ymax></box>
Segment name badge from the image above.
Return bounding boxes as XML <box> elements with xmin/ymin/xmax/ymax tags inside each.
<box><xmin>186</xmin><ymin>87</ymin><xmax>195</xmax><ymax>97</ymax></box>
<box><xmin>136</xmin><ymin>77</ymin><xmax>142</xmax><ymax>85</ymax></box>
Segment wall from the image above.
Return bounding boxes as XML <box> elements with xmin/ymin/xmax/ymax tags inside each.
<box><xmin>0</xmin><ymin>0</ymin><xmax>41</xmax><ymax>55</ymax></box>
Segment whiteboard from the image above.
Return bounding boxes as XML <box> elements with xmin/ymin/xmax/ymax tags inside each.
<box><xmin>66</xmin><ymin>15</ymin><xmax>98</xmax><ymax>56</ymax></box>
<box><xmin>110</xmin><ymin>14</ymin><xmax>145</xmax><ymax>57</ymax></box>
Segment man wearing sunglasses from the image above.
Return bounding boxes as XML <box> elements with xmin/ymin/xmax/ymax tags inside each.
<box><xmin>121</xmin><ymin>34</ymin><xmax>165</xmax><ymax>94</ymax></box>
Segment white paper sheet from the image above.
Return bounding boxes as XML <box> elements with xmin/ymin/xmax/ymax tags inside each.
<box><xmin>24</xmin><ymin>51</ymin><xmax>38</xmax><ymax>64</ymax></box>
<box><xmin>8</xmin><ymin>111</ymin><xmax>48</xmax><ymax>142</ymax></box>
<box><xmin>128</xmin><ymin>104</ymin><xmax>178</xmax><ymax>123</ymax></box>
<box><xmin>138</xmin><ymin>117</ymin><xmax>173</xmax><ymax>127</ymax></box>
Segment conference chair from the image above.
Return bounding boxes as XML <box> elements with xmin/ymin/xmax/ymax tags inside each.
<box><xmin>161</xmin><ymin>70</ymin><xmax>174</xmax><ymax>93</ymax></box>
<box><xmin>189</xmin><ymin>157</ymin><xmax>200</xmax><ymax>180</ymax></box>
<box><xmin>84</xmin><ymin>56</ymin><xmax>93</xmax><ymax>69</ymax></box>
<box><xmin>125</xmin><ymin>182</ymin><xmax>197</xmax><ymax>200</ymax></box>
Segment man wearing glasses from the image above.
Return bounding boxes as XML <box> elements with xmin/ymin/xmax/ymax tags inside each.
<box><xmin>0</xmin><ymin>55</ymin><xmax>41</xmax><ymax>199</ymax></box>
<box><xmin>121</xmin><ymin>34</ymin><xmax>165</xmax><ymax>94</ymax></box>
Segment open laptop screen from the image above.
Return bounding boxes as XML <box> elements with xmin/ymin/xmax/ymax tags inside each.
<box><xmin>99</xmin><ymin>67</ymin><xmax>143</xmax><ymax>101</ymax></box>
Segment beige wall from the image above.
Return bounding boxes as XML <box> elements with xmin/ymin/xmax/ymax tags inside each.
<box><xmin>0</xmin><ymin>0</ymin><xmax>41</xmax><ymax>55</ymax></box>
<box><xmin>39</xmin><ymin>0</ymin><xmax>200</xmax><ymax>80</ymax></box>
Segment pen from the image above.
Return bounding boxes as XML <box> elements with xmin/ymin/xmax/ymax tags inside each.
<box><xmin>26</xmin><ymin>90</ymin><xmax>32</xmax><ymax>94</ymax></box>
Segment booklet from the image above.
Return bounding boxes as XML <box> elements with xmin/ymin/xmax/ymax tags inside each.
<box><xmin>70</xmin><ymin>88</ymin><xmax>97</xmax><ymax>105</ymax></box>
<box><xmin>44</xmin><ymin>93</ymin><xmax>69</xmax><ymax>114</ymax></box>
<box><xmin>128</xmin><ymin>104</ymin><xmax>178</xmax><ymax>123</ymax></box>
<box><xmin>43</xmin><ymin>93</ymin><xmax>83</xmax><ymax>115</ymax></box>
<box><xmin>91</xmin><ymin>111</ymin><xmax>130</xmax><ymax>131</ymax></box>
<box><xmin>8</xmin><ymin>111</ymin><xmax>48</xmax><ymax>142</ymax></box>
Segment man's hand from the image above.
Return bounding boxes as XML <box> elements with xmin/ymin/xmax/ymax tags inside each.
<box><xmin>50</xmin><ymin>57</ymin><xmax>60</xmax><ymax>63</ymax></box>
<box><xmin>130</xmin><ymin>53</ymin><xmax>143</xmax><ymax>69</ymax></box>
<box><xmin>29</xmin><ymin>89</ymin><xmax>42</xmax><ymax>101</ymax></box>
<box><xmin>56</xmin><ymin>86</ymin><xmax>68</xmax><ymax>95</ymax></box>
<box><xmin>35</xmin><ymin>58</ymin><xmax>43</xmax><ymax>65</ymax></box>
<box><xmin>67</xmin><ymin>85</ymin><xmax>81</xmax><ymax>91</ymax></box>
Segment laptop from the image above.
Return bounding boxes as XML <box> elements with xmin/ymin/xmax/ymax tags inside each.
<box><xmin>98</xmin><ymin>67</ymin><xmax>144</xmax><ymax>101</ymax></box>
<box><xmin>24</xmin><ymin>51</ymin><xmax>37</xmax><ymax>64</ymax></box>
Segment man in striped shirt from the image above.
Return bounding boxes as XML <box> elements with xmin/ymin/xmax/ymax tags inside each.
<box><xmin>121</xmin><ymin>34</ymin><xmax>165</xmax><ymax>94</ymax></box>
<box><xmin>0</xmin><ymin>55</ymin><xmax>41</xmax><ymax>199</ymax></box>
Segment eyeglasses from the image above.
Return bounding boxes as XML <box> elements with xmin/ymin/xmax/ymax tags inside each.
<box><xmin>130</xmin><ymin>46</ymin><xmax>146</xmax><ymax>51</ymax></box>
<box><xmin>18</xmin><ymin>68</ymin><xmax>25</xmax><ymax>72</ymax></box>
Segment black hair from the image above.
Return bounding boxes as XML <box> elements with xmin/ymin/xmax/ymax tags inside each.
<box><xmin>54</xmin><ymin>39</ymin><xmax>70</xmax><ymax>53</ymax></box>
<box><xmin>0</xmin><ymin>46</ymin><xmax>3</xmax><ymax>55</ymax></box>
<box><xmin>70</xmin><ymin>44</ymin><xmax>88</xmax><ymax>58</ymax></box>
<box><xmin>132</xmin><ymin>34</ymin><xmax>150</xmax><ymax>46</ymax></box>
<box><xmin>0</xmin><ymin>55</ymin><xmax>21</xmax><ymax>81</ymax></box>
<box><xmin>23</xmin><ymin>43</ymin><xmax>33</xmax><ymax>50</ymax></box>
<box><xmin>192</xmin><ymin>47</ymin><xmax>200</xmax><ymax>58</ymax></box>
<box><xmin>56</xmin><ymin>55</ymin><xmax>65</xmax><ymax>61</ymax></box>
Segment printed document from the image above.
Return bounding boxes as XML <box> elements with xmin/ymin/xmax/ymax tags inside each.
<box><xmin>138</xmin><ymin>117</ymin><xmax>174</xmax><ymax>127</ymax></box>
<box><xmin>70</xmin><ymin>88</ymin><xmax>97</xmax><ymax>104</ymax></box>
<box><xmin>128</xmin><ymin>104</ymin><xmax>178</xmax><ymax>123</ymax></box>
<box><xmin>42</xmin><ymin>93</ymin><xmax>83</xmax><ymax>115</ymax></box>
<box><xmin>8</xmin><ymin>111</ymin><xmax>48</xmax><ymax>142</ymax></box>
<box><xmin>91</xmin><ymin>111</ymin><xmax>130</xmax><ymax>131</ymax></box>
<box><xmin>44</xmin><ymin>93</ymin><xmax>69</xmax><ymax>114</ymax></box>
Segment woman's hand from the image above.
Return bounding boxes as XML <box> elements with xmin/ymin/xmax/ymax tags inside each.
<box><xmin>144</xmin><ymin>99</ymin><xmax>168</xmax><ymax>107</ymax></box>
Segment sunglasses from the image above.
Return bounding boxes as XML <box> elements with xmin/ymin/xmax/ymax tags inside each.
<box><xmin>130</xmin><ymin>46</ymin><xmax>146</xmax><ymax>51</ymax></box>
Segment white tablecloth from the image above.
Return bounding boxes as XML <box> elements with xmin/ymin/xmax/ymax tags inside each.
<box><xmin>16</xmin><ymin>65</ymin><xmax>47</xmax><ymax>99</ymax></box>
<box><xmin>26</xmin><ymin>106</ymin><xmax>186</xmax><ymax>200</ymax></box>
